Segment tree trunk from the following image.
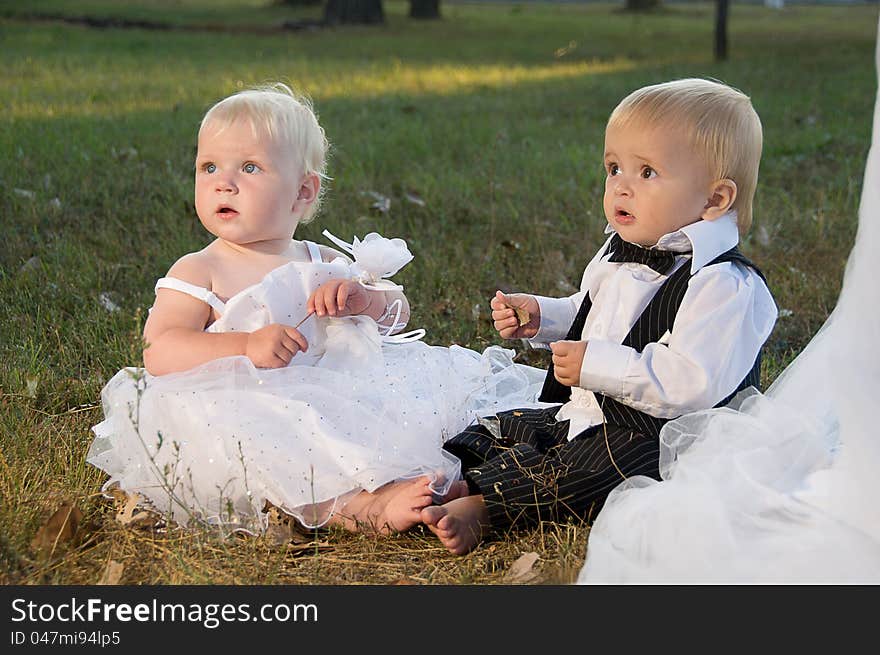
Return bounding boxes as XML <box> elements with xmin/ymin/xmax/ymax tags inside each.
<box><xmin>410</xmin><ymin>0</ymin><xmax>440</xmax><ymax>19</ymax></box>
<box><xmin>715</xmin><ymin>0</ymin><xmax>729</xmax><ymax>61</ymax></box>
<box><xmin>625</xmin><ymin>0</ymin><xmax>660</xmax><ymax>10</ymax></box>
<box><xmin>324</xmin><ymin>0</ymin><xmax>384</xmax><ymax>25</ymax></box>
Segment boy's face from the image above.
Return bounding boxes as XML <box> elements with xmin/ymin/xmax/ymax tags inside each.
<box><xmin>195</xmin><ymin>118</ymin><xmax>302</xmax><ymax>247</ymax></box>
<box><xmin>603</xmin><ymin>122</ymin><xmax>716</xmax><ymax>247</ymax></box>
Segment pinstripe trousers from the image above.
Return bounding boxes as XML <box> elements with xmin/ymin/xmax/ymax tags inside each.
<box><xmin>443</xmin><ymin>406</ymin><xmax>661</xmax><ymax>532</ymax></box>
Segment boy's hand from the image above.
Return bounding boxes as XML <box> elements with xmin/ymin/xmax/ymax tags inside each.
<box><xmin>308</xmin><ymin>279</ymin><xmax>371</xmax><ymax>318</ymax></box>
<box><xmin>490</xmin><ymin>291</ymin><xmax>540</xmax><ymax>339</ymax></box>
<box><xmin>246</xmin><ymin>323</ymin><xmax>309</xmax><ymax>368</ymax></box>
<box><xmin>549</xmin><ymin>340</ymin><xmax>587</xmax><ymax>387</ymax></box>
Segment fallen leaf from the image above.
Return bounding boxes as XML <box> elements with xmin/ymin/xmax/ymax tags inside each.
<box><xmin>554</xmin><ymin>40</ymin><xmax>578</xmax><ymax>58</ymax></box>
<box><xmin>513</xmin><ymin>306</ymin><xmax>530</xmax><ymax>326</ymax></box>
<box><xmin>403</xmin><ymin>192</ymin><xmax>425</xmax><ymax>207</ymax></box>
<box><xmin>263</xmin><ymin>501</ymin><xmax>311</xmax><ymax>545</ymax></box>
<box><xmin>25</xmin><ymin>376</ymin><xmax>38</xmax><ymax>399</ymax></box>
<box><xmin>19</xmin><ymin>256</ymin><xmax>41</xmax><ymax>274</ymax></box>
<box><xmin>502</xmin><ymin>551</ymin><xmax>540</xmax><ymax>584</ymax></box>
<box><xmin>111</xmin><ymin>146</ymin><xmax>138</xmax><ymax>160</ymax></box>
<box><xmin>97</xmin><ymin>560</ymin><xmax>124</xmax><ymax>585</ymax></box>
<box><xmin>30</xmin><ymin>502</ymin><xmax>83</xmax><ymax>554</ymax></box>
<box><xmin>360</xmin><ymin>190</ymin><xmax>390</xmax><ymax>213</ymax></box>
<box><xmin>115</xmin><ymin>492</ymin><xmax>152</xmax><ymax>526</ymax></box>
<box><xmin>98</xmin><ymin>292</ymin><xmax>120</xmax><ymax>313</ymax></box>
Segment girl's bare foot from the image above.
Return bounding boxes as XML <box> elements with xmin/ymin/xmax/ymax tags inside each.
<box><xmin>420</xmin><ymin>495</ymin><xmax>489</xmax><ymax>555</ymax></box>
<box><xmin>377</xmin><ymin>477</ymin><xmax>434</xmax><ymax>532</ymax></box>
<box><xmin>330</xmin><ymin>477</ymin><xmax>434</xmax><ymax>534</ymax></box>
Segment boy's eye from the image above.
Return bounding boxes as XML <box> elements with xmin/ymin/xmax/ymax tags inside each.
<box><xmin>243</xmin><ymin>162</ymin><xmax>261</xmax><ymax>174</ymax></box>
<box><xmin>641</xmin><ymin>166</ymin><xmax>656</xmax><ymax>179</ymax></box>
<box><xmin>203</xmin><ymin>163</ymin><xmax>216</xmax><ymax>174</ymax></box>
<box><xmin>608</xmin><ymin>163</ymin><xmax>620</xmax><ymax>176</ymax></box>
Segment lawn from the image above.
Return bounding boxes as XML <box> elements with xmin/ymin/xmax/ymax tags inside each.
<box><xmin>1</xmin><ymin>0</ymin><xmax>877</xmax><ymax>585</ymax></box>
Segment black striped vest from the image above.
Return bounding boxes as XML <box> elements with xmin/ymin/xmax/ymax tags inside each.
<box><xmin>538</xmin><ymin>244</ymin><xmax>767</xmax><ymax>439</ymax></box>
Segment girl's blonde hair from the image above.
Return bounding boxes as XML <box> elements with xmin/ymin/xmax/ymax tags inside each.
<box><xmin>607</xmin><ymin>78</ymin><xmax>763</xmax><ymax>234</ymax></box>
<box><xmin>200</xmin><ymin>82</ymin><xmax>329</xmax><ymax>223</ymax></box>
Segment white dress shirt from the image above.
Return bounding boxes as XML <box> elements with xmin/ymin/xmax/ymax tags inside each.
<box><xmin>529</xmin><ymin>212</ymin><xmax>778</xmax><ymax>440</ymax></box>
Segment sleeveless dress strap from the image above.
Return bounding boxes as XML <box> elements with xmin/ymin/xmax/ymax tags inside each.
<box><xmin>155</xmin><ymin>277</ymin><xmax>226</xmax><ymax>314</ymax></box>
<box><xmin>304</xmin><ymin>240</ymin><xmax>323</xmax><ymax>263</ymax></box>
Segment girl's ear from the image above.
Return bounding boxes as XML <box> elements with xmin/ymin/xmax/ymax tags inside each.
<box><xmin>295</xmin><ymin>173</ymin><xmax>321</xmax><ymax>207</ymax></box>
<box><xmin>702</xmin><ymin>179</ymin><xmax>737</xmax><ymax>221</ymax></box>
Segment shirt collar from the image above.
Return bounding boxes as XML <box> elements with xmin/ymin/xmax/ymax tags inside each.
<box><xmin>603</xmin><ymin>210</ymin><xmax>740</xmax><ymax>274</ymax></box>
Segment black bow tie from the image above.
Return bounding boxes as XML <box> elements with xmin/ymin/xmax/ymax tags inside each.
<box><xmin>606</xmin><ymin>234</ymin><xmax>681</xmax><ymax>274</ymax></box>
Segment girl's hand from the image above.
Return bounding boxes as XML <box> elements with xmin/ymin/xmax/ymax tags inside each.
<box><xmin>549</xmin><ymin>340</ymin><xmax>588</xmax><ymax>387</ymax></box>
<box><xmin>490</xmin><ymin>290</ymin><xmax>540</xmax><ymax>339</ymax></box>
<box><xmin>308</xmin><ymin>279</ymin><xmax>371</xmax><ymax>318</ymax></box>
<box><xmin>245</xmin><ymin>324</ymin><xmax>309</xmax><ymax>368</ymax></box>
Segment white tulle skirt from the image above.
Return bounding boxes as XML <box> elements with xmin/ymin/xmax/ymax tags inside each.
<box><xmin>88</xmin><ymin>334</ymin><xmax>546</xmax><ymax>534</ymax></box>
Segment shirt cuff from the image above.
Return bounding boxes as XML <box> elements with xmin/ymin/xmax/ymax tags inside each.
<box><xmin>529</xmin><ymin>295</ymin><xmax>577</xmax><ymax>346</ymax></box>
<box><xmin>579</xmin><ymin>339</ymin><xmax>632</xmax><ymax>398</ymax></box>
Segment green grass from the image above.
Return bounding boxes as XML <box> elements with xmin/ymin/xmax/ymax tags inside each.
<box><xmin>1</xmin><ymin>1</ymin><xmax>877</xmax><ymax>584</ymax></box>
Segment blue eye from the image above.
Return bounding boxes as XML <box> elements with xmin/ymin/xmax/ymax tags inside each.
<box><xmin>243</xmin><ymin>162</ymin><xmax>260</xmax><ymax>174</ymax></box>
<box><xmin>204</xmin><ymin>163</ymin><xmax>216</xmax><ymax>174</ymax></box>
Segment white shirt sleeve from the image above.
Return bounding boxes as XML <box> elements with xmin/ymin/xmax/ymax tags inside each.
<box><xmin>527</xmin><ymin>239</ymin><xmax>611</xmax><ymax>348</ymax></box>
<box><xmin>528</xmin><ymin>293</ymin><xmax>582</xmax><ymax>347</ymax></box>
<box><xmin>579</xmin><ymin>262</ymin><xmax>778</xmax><ymax>418</ymax></box>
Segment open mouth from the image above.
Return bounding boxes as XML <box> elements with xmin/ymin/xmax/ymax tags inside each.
<box><xmin>217</xmin><ymin>207</ymin><xmax>238</xmax><ymax>218</ymax></box>
<box><xmin>615</xmin><ymin>208</ymin><xmax>635</xmax><ymax>223</ymax></box>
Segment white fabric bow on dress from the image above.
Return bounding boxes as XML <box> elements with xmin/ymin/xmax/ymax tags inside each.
<box><xmin>322</xmin><ymin>230</ymin><xmax>413</xmax><ymax>291</ymax></box>
<box><xmin>322</xmin><ymin>229</ymin><xmax>425</xmax><ymax>344</ymax></box>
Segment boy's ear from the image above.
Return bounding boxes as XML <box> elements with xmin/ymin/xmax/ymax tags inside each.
<box><xmin>701</xmin><ymin>179</ymin><xmax>737</xmax><ymax>221</ymax></box>
<box><xmin>295</xmin><ymin>173</ymin><xmax>321</xmax><ymax>206</ymax></box>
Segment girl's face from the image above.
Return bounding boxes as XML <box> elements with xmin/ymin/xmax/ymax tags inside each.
<box><xmin>195</xmin><ymin>118</ymin><xmax>304</xmax><ymax>249</ymax></box>
<box><xmin>602</xmin><ymin>122</ymin><xmax>718</xmax><ymax>247</ymax></box>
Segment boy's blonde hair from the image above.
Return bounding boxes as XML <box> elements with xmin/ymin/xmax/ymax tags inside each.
<box><xmin>607</xmin><ymin>78</ymin><xmax>763</xmax><ymax>234</ymax></box>
<box><xmin>200</xmin><ymin>82</ymin><xmax>329</xmax><ymax>223</ymax></box>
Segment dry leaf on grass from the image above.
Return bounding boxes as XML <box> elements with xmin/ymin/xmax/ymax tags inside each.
<box><xmin>114</xmin><ymin>491</ymin><xmax>156</xmax><ymax>527</ymax></box>
<box><xmin>263</xmin><ymin>501</ymin><xmax>314</xmax><ymax>545</ymax></box>
<box><xmin>390</xmin><ymin>577</ymin><xmax>418</xmax><ymax>585</ymax></box>
<box><xmin>30</xmin><ymin>501</ymin><xmax>83</xmax><ymax>555</ymax></box>
<box><xmin>97</xmin><ymin>560</ymin><xmax>124</xmax><ymax>585</ymax></box>
<box><xmin>502</xmin><ymin>551</ymin><xmax>540</xmax><ymax>584</ymax></box>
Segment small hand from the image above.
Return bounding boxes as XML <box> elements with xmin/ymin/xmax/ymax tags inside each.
<box><xmin>490</xmin><ymin>290</ymin><xmax>540</xmax><ymax>339</ymax></box>
<box><xmin>549</xmin><ymin>340</ymin><xmax>587</xmax><ymax>386</ymax></box>
<box><xmin>307</xmin><ymin>279</ymin><xmax>370</xmax><ymax>318</ymax></box>
<box><xmin>245</xmin><ymin>323</ymin><xmax>309</xmax><ymax>368</ymax></box>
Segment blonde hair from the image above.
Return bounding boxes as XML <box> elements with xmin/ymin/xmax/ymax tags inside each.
<box><xmin>607</xmin><ymin>78</ymin><xmax>763</xmax><ymax>234</ymax></box>
<box><xmin>199</xmin><ymin>82</ymin><xmax>329</xmax><ymax>223</ymax></box>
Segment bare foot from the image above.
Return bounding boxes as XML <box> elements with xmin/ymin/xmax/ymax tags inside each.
<box><xmin>421</xmin><ymin>495</ymin><xmax>489</xmax><ymax>555</ymax></box>
<box><xmin>330</xmin><ymin>477</ymin><xmax>434</xmax><ymax>534</ymax></box>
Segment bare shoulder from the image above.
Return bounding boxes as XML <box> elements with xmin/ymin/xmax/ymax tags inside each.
<box><xmin>164</xmin><ymin>247</ymin><xmax>216</xmax><ymax>289</ymax></box>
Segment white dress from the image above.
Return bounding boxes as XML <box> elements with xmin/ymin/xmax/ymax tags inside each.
<box><xmin>88</xmin><ymin>233</ymin><xmax>546</xmax><ymax>533</ymax></box>
<box><xmin>578</xmin><ymin>18</ymin><xmax>880</xmax><ymax>583</ymax></box>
